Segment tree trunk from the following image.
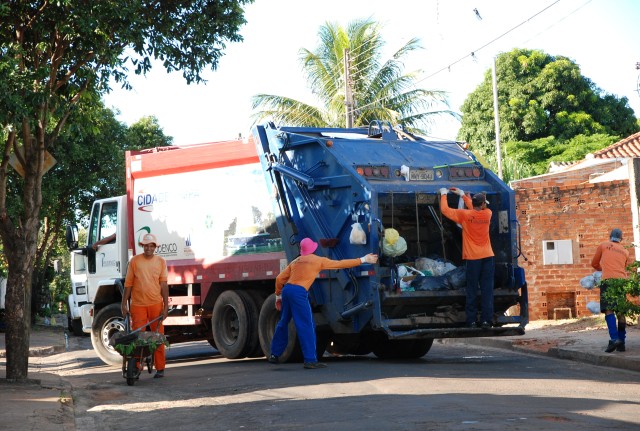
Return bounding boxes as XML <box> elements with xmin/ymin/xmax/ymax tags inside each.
<box><xmin>4</xmin><ymin>260</ymin><xmax>33</xmax><ymax>380</ymax></box>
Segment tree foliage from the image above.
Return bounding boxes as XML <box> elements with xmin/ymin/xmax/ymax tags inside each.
<box><xmin>0</xmin><ymin>0</ymin><xmax>250</xmax><ymax>380</ymax></box>
<box><xmin>459</xmin><ymin>48</ymin><xmax>638</xmax><ymax>163</ymax></box>
<box><xmin>251</xmin><ymin>19</ymin><xmax>458</xmax><ymax>134</ymax></box>
<box><xmin>503</xmin><ymin>134</ymin><xmax>619</xmax><ymax>177</ymax></box>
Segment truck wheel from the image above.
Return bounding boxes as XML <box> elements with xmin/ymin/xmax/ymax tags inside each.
<box><xmin>211</xmin><ymin>290</ymin><xmax>255</xmax><ymax>359</ymax></box>
<box><xmin>327</xmin><ymin>333</ymin><xmax>373</xmax><ymax>356</ymax></box>
<box><xmin>408</xmin><ymin>339</ymin><xmax>434</xmax><ymax>358</ymax></box>
<box><xmin>241</xmin><ymin>290</ymin><xmax>266</xmax><ymax>357</ymax></box>
<box><xmin>236</xmin><ymin>290</ymin><xmax>260</xmax><ymax>358</ymax></box>
<box><xmin>67</xmin><ymin>311</ymin><xmax>84</xmax><ymax>336</ymax></box>
<box><xmin>372</xmin><ymin>339</ymin><xmax>433</xmax><ymax>359</ymax></box>
<box><xmin>70</xmin><ymin>318</ymin><xmax>84</xmax><ymax>337</ymax></box>
<box><xmin>126</xmin><ymin>357</ymin><xmax>137</xmax><ymax>386</ymax></box>
<box><xmin>258</xmin><ymin>294</ymin><xmax>302</xmax><ymax>363</ymax></box>
<box><xmin>91</xmin><ymin>304</ymin><xmax>126</xmax><ymax>367</ymax></box>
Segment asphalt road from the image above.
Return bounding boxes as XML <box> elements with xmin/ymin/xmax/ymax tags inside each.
<box><xmin>32</xmin><ymin>336</ymin><xmax>640</xmax><ymax>431</ymax></box>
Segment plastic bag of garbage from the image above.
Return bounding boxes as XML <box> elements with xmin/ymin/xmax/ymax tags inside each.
<box><xmin>586</xmin><ymin>301</ymin><xmax>600</xmax><ymax>314</ymax></box>
<box><xmin>382</xmin><ymin>228</ymin><xmax>406</xmax><ymax>257</ymax></box>
<box><xmin>580</xmin><ymin>275</ymin><xmax>596</xmax><ymax>289</ymax></box>
<box><xmin>415</xmin><ymin>257</ymin><xmax>456</xmax><ymax>277</ymax></box>
<box><xmin>383</xmin><ymin>236</ymin><xmax>407</xmax><ymax>257</ymax></box>
<box><xmin>384</xmin><ymin>228</ymin><xmax>399</xmax><ymax>245</ymax></box>
<box><xmin>349</xmin><ymin>222</ymin><xmax>367</xmax><ymax>245</ymax></box>
<box><xmin>446</xmin><ymin>266</ymin><xmax>466</xmax><ymax>288</ymax></box>
<box><xmin>411</xmin><ymin>274</ymin><xmax>449</xmax><ymax>291</ymax></box>
<box><xmin>593</xmin><ymin>271</ymin><xmax>602</xmax><ymax>285</ymax></box>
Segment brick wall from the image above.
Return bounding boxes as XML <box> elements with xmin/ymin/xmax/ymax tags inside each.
<box><xmin>513</xmin><ymin>179</ymin><xmax>634</xmax><ymax>320</ymax></box>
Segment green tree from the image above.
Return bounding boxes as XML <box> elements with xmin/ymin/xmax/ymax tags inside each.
<box><xmin>126</xmin><ymin>116</ymin><xmax>174</xmax><ymax>151</ymax></box>
<box><xmin>0</xmin><ymin>0</ymin><xmax>250</xmax><ymax>380</ymax></box>
<box><xmin>459</xmin><ymin>48</ymin><xmax>638</xmax><ymax>162</ymax></box>
<box><xmin>251</xmin><ymin>19</ymin><xmax>457</xmax><ymax>134</ymax></box>
<box><xmin>504</xmin><ymin>133</ymin><xmax>619</xmax><ymax>178</ymax></box>
<box><xmin>31</xmin><ymin>104</ymin><xmax>173</xmax><ymax>320</ymax></box>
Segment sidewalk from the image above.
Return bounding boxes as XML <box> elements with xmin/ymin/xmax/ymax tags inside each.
<box><xmin>0</xmin><ymin>325</ymin><xmax>74</xmax><ymax>431</ymax></box>
<box><xmin>448</xmin><ymin>317</ymin><xmax>640</xmax><ymax>373</ymax></box>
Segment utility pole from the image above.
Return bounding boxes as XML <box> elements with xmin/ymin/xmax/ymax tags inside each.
<box><xmin>344</xmin><ymin>49</ymin><xmax>354</xmax><ymax>128</ymax></box>
<box><xmin>492</xmin><ymin>56</ymin><xmax>503</xmax><ymax>180</ymax></box>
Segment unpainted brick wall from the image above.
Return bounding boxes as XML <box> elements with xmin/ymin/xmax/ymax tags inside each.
<box><xmin>514</xmin><ymin>179</ymin><xmax>634</xmax><ymax>320</ymax></box>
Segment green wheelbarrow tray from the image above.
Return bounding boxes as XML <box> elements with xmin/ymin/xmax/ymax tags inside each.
<box><xmin>109</xmin><ymin>330</ymin><xmax>168</xmax><ymax>357</ymax></box>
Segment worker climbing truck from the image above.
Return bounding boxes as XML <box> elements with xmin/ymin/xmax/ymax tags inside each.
<box><xmin>66</xmin><ymin>122</ymin><xmax>528</xmax><ymax>366</ymax></box>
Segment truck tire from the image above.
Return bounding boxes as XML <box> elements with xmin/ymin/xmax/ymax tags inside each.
<box><xmin>408</xmin><ymin>339</ymin><xmax>434</xmax><ymax>358</ymax></box>
<box><xmin>236</xmin><ymin>290</ymin><xmax>261</xmax><ymax>358</ymax></box>
<box><xmin>91</xmin><ymin>303</ymin><xmax>126</xmax><ymax>367</ymax></box>
<box><xmin>67</xmin><ymin>311</ymin><xmax>84</xmax><ymax>337</ymax></box>
<box><xmin>212</xmin><ymin>290</ymin><xmax>256</xmax><ymax>359</ymax></box>
<box><xmin>241</xmin><ymin>290</ymin><xmax>267</xmax><ymax>358</ymax></box>
<box><xmin>372</xmin><ymin>338</ymin><xmax>434</xmax><ymax>359</ymax></box>
<box><xmin>258</xmin><ymin>294</ymin><xmax>301</xmax><ymax>362</ymax></box>
<box><xmin>258</xmin><ymin>294</ymin><xmax>305</xmax><ymax>363</ymax></box>
<box><xmin>327</xmin><ymin>333</ymin><xmax>373</xmax><ymax>356</ymax></box>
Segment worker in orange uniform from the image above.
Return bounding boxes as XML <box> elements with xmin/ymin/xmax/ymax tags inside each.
<box><xmin>122</xmin><ymin>233</ymin><xmax>169</xmax><ymax>378</ymax></box>
<box><xmin>591</xmin><ymin>228</ymin><xmax>633</xmax><ymax>353</ymax></box>
<box><xmin>439</xmin><ymin>187</ymin><xmax>495</xmax><ymax>329</ymax></box>
<box><xmin>268</xmin><ymin>237</ymin><xmax>378</xmax><ymax>369</ymax></box>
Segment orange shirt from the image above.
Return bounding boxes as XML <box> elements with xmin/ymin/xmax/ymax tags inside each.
<box><xmin>440</xmin><ymin>194</ymin><xmax>494</xmax><ymax>260</ymax></box>
<box><xmin>124</xmin><ymin>254</ymin><xmax>168</xmax><ymax>306</ymax></box>
<box><xmin>591</xmin><ymin>241</ymin><xmax>631</xmax><ymax>280</ymax></box>
<box><xmin>275</xmin><ymin>254</ymin><xmax>362</xmax><ymax>295</ymax></box>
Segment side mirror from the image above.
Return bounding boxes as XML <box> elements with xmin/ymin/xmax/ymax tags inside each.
<box><xmin>65</xmin><ymin>225</ymin><xmax>79</xmax><ymax>250</ymax></box>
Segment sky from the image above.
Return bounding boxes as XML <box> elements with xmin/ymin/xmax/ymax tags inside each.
<box><xmin>102</xmin><ymin>0</ymin><xmax>640</xmax><ymax>146</ymax></box>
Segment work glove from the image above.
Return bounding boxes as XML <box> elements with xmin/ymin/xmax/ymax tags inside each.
<box><xmin>451</xmin><ymin>187</ymin><xmax>465</xmax><ymax>197</ymax></box>
<box><xmin>360</xmin><ymin>253</ymin><xmax>379</xmax><ymax>264</ymax></box>
<box><xmin>439</xmin><ymin>188</ymin><xmax>448</xmax><ymax>196</ymax></box>
<box><xmin>275</xmin><ymin>295</ymin><xmax>282</xmax><ymax>311</ymax></box>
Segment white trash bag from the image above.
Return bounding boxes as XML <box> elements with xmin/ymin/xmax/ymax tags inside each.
<box><xmin>382</xmin><ymin>228</ymin><xmax>407</xmax><ymax>257</ymax></box>
<box><xmin>349</xmin><ymin>222</ymin><xmax>367</xmax><ymax>245</ymax></box>
<box><xmin>586</xmin><ymin>301</ymin><xmax>601</xmax><ymax>314</ymax></box>
<box><xmin>580</xmin><ymin>275</ymin><xmax>596</xmax><ymax>289</ymax></box>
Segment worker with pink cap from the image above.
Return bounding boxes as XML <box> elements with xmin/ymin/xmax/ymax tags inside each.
<box><xmin>268</xmin><ymin>237</ymin><xmax>378</xmax><ymax>369</ymax></box>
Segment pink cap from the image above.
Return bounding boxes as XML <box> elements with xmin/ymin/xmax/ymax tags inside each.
<box><xmin>300</xmin><ymin>238</ymin><xmax>318</xmax><ymax>256</ymax></box>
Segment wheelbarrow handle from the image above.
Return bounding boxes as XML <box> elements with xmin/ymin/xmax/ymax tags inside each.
<box><xmin>127</xmin><ymin>307</ymin><xmax>178</xmax><ymax>334</ymax></box>
<box><xmin>129</xmin><ymin>314</ymin><xmax>164</xmax><ymax>335</ymax></box>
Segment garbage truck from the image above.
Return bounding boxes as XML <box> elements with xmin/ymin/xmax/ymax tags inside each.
<box><xmin>66</xmin><ymin>122</ymin><xmax>528</xmax><ymax>366</ymax></box>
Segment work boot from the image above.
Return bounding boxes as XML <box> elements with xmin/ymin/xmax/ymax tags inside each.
<box><xmin>605</xmin><ymin>339</ymin><xmax>623</xmax><ymax>353</ymax></box>
<box><xmin>616</xmin><ymin>343</ymin><xmax>626</xmax><ymax>352</ymax></box>
<box><xmin>303</xmin><ymin>362</ymin><xmax>327</xmax><ymax>369</ymax></box>
<box><xmin>268</xmin><ymin>354</ymin><xmax>279</xmax><ymax>364</ymax></box>
<box><xmin>481</xmin><ymin>321</ymin><xmax>492</xmax><ymax>330</ymax></box>
<box><xmin>154</xmin><ymin>369</ymin><xmax>164</xmax><ymax>378</ymax></box>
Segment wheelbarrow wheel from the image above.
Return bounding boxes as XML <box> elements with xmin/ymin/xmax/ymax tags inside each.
<box><xmin>126</xmin><ymin>357</ymin><xmax>138</xmax><ymax>386</ymax></box>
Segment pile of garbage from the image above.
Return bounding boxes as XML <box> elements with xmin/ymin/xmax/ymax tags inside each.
<box><xmin>397</xmin><ymin>257</ymin><xmax>465</xmax><ymax>292</ymax></box>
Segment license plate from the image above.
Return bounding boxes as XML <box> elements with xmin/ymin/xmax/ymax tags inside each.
<box><xmin>409</xmin><ymin>169</ymin><xmax>434</xmax><ymax>181</ymax></box>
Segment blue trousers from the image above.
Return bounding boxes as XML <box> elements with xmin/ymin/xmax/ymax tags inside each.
<box><xmin>465</xmin><ymin>257</ymin><xmax>495</xmax><ymax>324</ymax></box>
<box><xmin>270</xmin><ymin>284</ymin><xmax>317</xmax><ymax>363</ymax></box>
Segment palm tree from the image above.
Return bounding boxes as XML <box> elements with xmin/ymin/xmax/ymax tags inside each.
<box><xmin>251</xmin><ymin>19</ymin><xmax>457</xmax><ymax>134</ymax></box>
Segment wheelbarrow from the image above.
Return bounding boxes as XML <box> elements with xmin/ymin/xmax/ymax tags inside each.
<box><xmin>108</xmin><ymin>314</ymin><xmax>168</xmax><ymax>386</ymax></box>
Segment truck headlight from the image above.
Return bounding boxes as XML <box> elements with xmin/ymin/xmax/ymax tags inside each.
<box><xmin>76</xmin><ymin>287</ymin><xmax>86</xmax><ymax>295</ymax></box>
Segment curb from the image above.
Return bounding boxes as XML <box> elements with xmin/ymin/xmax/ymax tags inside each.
<box><xmin>0</xmin><ymin>344</ymin><xmax>67</xmax><ymax>359</ymax></box>
<box><xmin>550</xmin><ymin>347</ymin><xmax>640</xmax><ymax>372</ymax></box>
<box><xmin>448</xmin><ymin>337</ymin><xmax>640</xmax><ymax>373</ymax></box>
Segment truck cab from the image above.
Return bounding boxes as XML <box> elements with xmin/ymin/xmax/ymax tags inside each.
<box><xmin>66</xmin><ymin>196</ymin><xmax>130</xmax><ymax>363</ymax></box>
